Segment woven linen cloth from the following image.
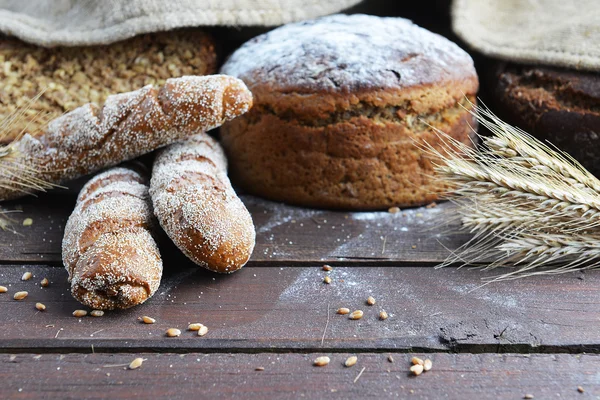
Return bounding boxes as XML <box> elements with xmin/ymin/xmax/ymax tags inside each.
<box><xmin>0</xmin><ymin>0</ymin><xmax>362</xmax><ymax>47</ymax></box>
<box><xmin>452</xmin><ymin>0</ymin><xmax>600</xmax><ymax>71</ymax></box>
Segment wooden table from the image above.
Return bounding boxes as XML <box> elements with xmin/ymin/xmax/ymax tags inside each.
<box><xmin>0</xmin><ymin>192</ymin><xmax>598</xmax><ymax>399</ymax></box>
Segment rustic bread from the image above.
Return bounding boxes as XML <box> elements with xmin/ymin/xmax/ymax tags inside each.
<box><xmin>493</xmin><ymin>63</ymin><xmax>600</xmax><ymax>176</ymax></box>
<box><xmin>0</xmin><ymin>29</ymin><xmax>217</xmax><ymax>143</ymax></box>
<box><xmin>220</xmin><ymin>14</ymin><xmax>479</xmax><ymax>210</ymax></box>
<box><xmin>0</xmin><ymin>74</ymin><xmax>253</xmax><ymax>201</ymax></box>
<box><xmin>62</xmin><ymin>166</ymin><xmax>162</xmax><ymax>310</ymax></box>
<box><xmin>150</xmin><ymin>134</ymin><xmax>255</xmax><ymax>273</ymax></box>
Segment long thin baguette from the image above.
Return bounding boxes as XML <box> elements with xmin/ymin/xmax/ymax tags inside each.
<box><xmin>0</xmin><ymin>74</ymin><xmax>252</xmax><ymax>200</ymax></box>
<box><xmin>150</xmin><ymin>134</ymin><xmax>255</xmax><ymax>273</ymax></box>
<box><xmin>62</xmin><ymin>165</ymin><xmax>162</xmax><ymax>310</ymax></box>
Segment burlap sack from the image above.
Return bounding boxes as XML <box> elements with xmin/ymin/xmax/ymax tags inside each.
<box><xmin>452</xmin><ymin>0</ymin><xmax>600</xmax><ymax>71</ymax></box>
<box><xmin>0</xmin><ymin>0</ymin><xmax>361</xmax><ymax>47</ymax></box>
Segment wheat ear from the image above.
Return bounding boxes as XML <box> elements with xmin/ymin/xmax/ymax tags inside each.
<box><xmin>0</xmin><ymin>94</ymin><xmax>57</xmax><ymax>229</ymax></box>
<box><xmin>425</xmin><ymin>100</ymin><xmax>600</xmax><ymax>281</ymax></box>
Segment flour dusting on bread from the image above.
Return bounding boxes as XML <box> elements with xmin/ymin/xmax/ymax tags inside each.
<box><xmin>150</xmin><ymin>134</ymin><xmax>255</xmax><ymax>273</ymax></box>
<box><xmin>0</xmin><ymin>75</ymin><xmax>252</xmax><ymax>201</ymax></box>
<box><xmin>62</xmin><ymin>166</ymin><xmax>163</xmax><ymax>310</ymax></box>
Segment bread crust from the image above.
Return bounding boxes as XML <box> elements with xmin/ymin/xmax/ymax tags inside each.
<box><xmin>220</xmin><ymin>14</ymin><xmax>478</xmax><ymax>209</ymax></box>
<box><xmin>0</xmin><ymin>74</ymin><xmax>253</xmax><ymax>201</ymax></box>
<box><xmin>494</xmin><ymin>64</ymin><xmax>600</xmax><ymax>176</ymax></box>
<box><xmin>62</xmin><ymin>166</ymin><xmax>162</xmax><ymax>310</ymax></box>
<box><xmin>150</xmin><ymin>134</ymin><xmax>255</xmax><ymax>273</ymax></box>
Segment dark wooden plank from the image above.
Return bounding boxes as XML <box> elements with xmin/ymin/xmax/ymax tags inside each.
<box><xmin>0</xmin><ymin>193</ymin><xmax>470</xmax><ymax>264</ymax></box>
<box><xmin>0</xmin><ymin>264</ymin><xmax>597</xmax><ymax>352</ymax></box>
<box><xmin>1</xmin><ymin>352</ymin><xmax>597</xmax><ymax>399</ymax></box>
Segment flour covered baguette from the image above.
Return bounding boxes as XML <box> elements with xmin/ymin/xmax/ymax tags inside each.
<box><xmin>0</xmin><ymin>74</ymin><xmax>252</xmax><ymax>201</ymax></box>
<box><xmin>62</xmin><ymin>166</ymin><xmax>162</xmax><ymax>309</ymax></box>
<box><xmin>150</xmin><ymin>134</ymin><xmax>255</xmax><ymax>273</ymax></box>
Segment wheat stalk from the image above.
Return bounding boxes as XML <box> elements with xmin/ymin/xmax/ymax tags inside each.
<box><xmin>426</xmin><ymin>100</ymin><xmax>600</xmax><ymax>281</ymax></box>
<box><xmin>0</xmin><ymin>94</ymin><xmax>57</xmax><ymax>229</ymax></box>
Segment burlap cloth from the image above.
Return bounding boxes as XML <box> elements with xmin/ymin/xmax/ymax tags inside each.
<box><xmin>0</xmin><ymin>0</ymin><xmax>361</xmax><ymax>47</ymax></box>
<box><xmin>452</xmin><ymin>0</ymin><xmax>600</xmax><ymax>71</ymax></box>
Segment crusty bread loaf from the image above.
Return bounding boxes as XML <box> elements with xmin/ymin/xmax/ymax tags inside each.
<box><xmin>150</xmin><ymin>134</ymin><xmax>255</xmax><ymax>273</ymax></box>
<box><xmin>220</xmin><ymin>14</ymin><xmax>478</xmax><ymax>210</ymax></box>
<box><xmin>62</xmin><ymin>166</ymin><xmax>162</xmax><ymax>310</ymax></box>
<box><xmin>493</xmin><ymin>63</ymin><xmax>600</xmax><ymax>176</ymax></box>
<box><xmin>0</xmin><ymin>29</ymin><xmax>217</xmax><ymax>143</ymax></box>
<box><xmin>0</xmin><ymin>74</ymin><xmax>253</xmax><ymax>201</ymax></box>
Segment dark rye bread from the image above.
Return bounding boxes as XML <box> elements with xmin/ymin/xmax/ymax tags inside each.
<box><xmin>494</xmin><ymin>64</ymin><xmax>600</xmax><ymax>176</ymax></box>
<box><xmin>220</xmin><ymin>14</ymin><xmax>479</xmax><ymax>210</ymax></box>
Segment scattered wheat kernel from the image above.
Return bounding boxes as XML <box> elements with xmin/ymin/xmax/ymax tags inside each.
<box><xmin>367</xmin><ymin>296</ymin><xmax>376</xmax><ymax>305</ymax></box>
<box><xmin>410</xmin><ymin>364</ymin><xmax>424</xmax><ymax>376</ymax></box>
<box><xmin>337</xmin><ymin>308</ymin><xmax>350</xmax><ymax>315</ymax></box>
<box><xmin>523</xmin><ymin>395</ymin><xmax>534</xmax><ymax>400</ymax></box>
<box><xmin>388</xmin><ymin>207</ymin><xmax>400</xmax><ymax>214</ymax></box>
<box><xmin>72</xmin><ymin>310</ymin><xmax>87</xmax><ymax>317</ymax></box>
<box><xmin>411</xmin><ymin>357</ymin><xmax>424</xmax><ymax>366</ymax></box>
<box><xmin>0</xmin><ymin>286</ymin><xmax>7</xmax><ymax>293</ymax></box>
<box><xmin>322</xmin><ymin>264</ymin><xmax>333</xmax><ymax>271</ymax></box>
<box><xmin>40</xmin><ymin>278</ymin><xmax>49</xmax><ymax>287</ymax></box>
<box><xmin>188</xmin><ymin>323</ymin><xmax>203</xmax><ymax>331</ymax></box>
<box><xmin>411</xmin><ymin>245</ymin><xmax>417</xmax><ymax>249</ymax></box>
<box><xmin>426</xmin><ymin>202</ymin><xmax>437</xmax><ymax>209</ymax></box>
<box><xmin>349</xmin><ymin>310</ymin><xmax>363</xmax><ymax>320</ymax></box>
<box><xmin>255</xmin><ymin>367</ymin><xmax>265</xmax><ymax>371</ymax></box>
<box><xmin>388</xmin><ymin>355</ymin><xmax>394</xmax><ymax>363</ymax></box>
<box><xmin>22</xmin><ymin>218</ymin><xmax>33</xmax><ymax>226</ymax></box>
<box><xmin>129</xmin><ymin>358</ymin><xmax>144</xmax><ymax>370</ymax></box>
<box><xmin>323</xmin><ymin>276</ymin><xmax>331</xmax><ymax>284</ymax></box>
<box><xmin>577</xmin><ymin>386</ymin><xmax>584</xmax><ymax>393</ymax></box>
<box><xmin>90</xmin><ymin>310</ymin><xmax>104</xmax><ymax>317</ymax></box>
<box><xmin>314</xmin><ymin>356</ymin><xmax>330</xmax><ymax>366</ymax></box>
<box><xmin>21</xmin><ymin>272</ymin><xmax>32</xmax><ymax>281</ymax></box>
<box><xmin>140</xmin><ymin>316</ymin><xmax>155</xmax><ymax>324</ymax></box>
<box><xmin>13</xmin><ymin>291</ymin><xmax>28</xmax><ymax>300</ymax></box>
<box><xmin>344</xmin><ymin>356</ymin><xmax>358</xmax><ymax>367</ymax></box>
<box><xmin>35</xmin><ymin>302</ymin><xmax>46</xmax><ymax>311</ymax></box>
<box><xmin>423</xmin><ymin>359</ymin><xmax>432</xmax><ymax>371</ymax></box>
<box><xmin>166</xmin><ymin>328</ymin><xmax>181</xmax><ymax>337</ymax></box>
<box><xmin>379</xmin><ymin>311</ymin><xmax>389</xmax><ymax>320</ymax></box>
<box><xmin>197</xmin><ymin>326</ymin><xmax>208</xmax><ymax>336</ymax></box>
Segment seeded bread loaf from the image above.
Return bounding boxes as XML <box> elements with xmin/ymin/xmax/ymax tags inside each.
<box><xmin>220</xmin><ymin>14</ymin><xmax>479</xmax><ymax>210</ymax></box>
<box><xmin>0</xmin><ymin>74</ymin><xmax>253</xmax><ymax>201</ymax></box>
<box><xmin>0</xmin><ymin>29</ymin><xmax>217</xmax><ymax>143</ymax></box>
<box><xmin>150</xmin><ymin>134</ymin><xmax>255</xmax><ymax>273</ymax></box>
<box><xmin>62</xmin><ymin>166</ymin><xmax>162</xmax><ymax>310</ymax></box>
<box><xmin>493</xmin><ymin>64</ymin><xmax>600</xmax><ymax>176</ymax></box>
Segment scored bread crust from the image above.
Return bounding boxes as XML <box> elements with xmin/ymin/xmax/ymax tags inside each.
<box><xmin>150</xmin><ymin>134</ymin><xmax>255</xmax><ymax>273</ymax></box>
<box><xmin>220</xmin><ymin>14</ymin><xmax>479</xmax><ymax>209</ymax></box>
<box><xmin>62</xmin><ymin>166</ymin><xmax>162</xmax><ymax>310</ymax></box>
<box><xmin>0</xmin><ymin>74</ymin><xmax>253</xmax><ymax>201</ymax></box>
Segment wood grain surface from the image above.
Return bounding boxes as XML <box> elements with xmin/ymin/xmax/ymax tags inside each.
<box><xmin>0</xmin><ymin>264</ymin><xmax>596</xmax><ymax>353</ymax></box>
<box><xmin>0</xmin><ymin>194</ymin><xmax>470</xmax><ymax>264</ymax></box>
<box><xmin>1</xmin><ymin>352</ymin><xmax>596</xmax><ymax>399</ymax></box>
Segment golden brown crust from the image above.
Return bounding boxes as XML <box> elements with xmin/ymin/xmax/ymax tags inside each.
<box><xmin>62</xmin><ymin>167</ymin><xmax>162</xmax><ymax>310</ymax></box>
<box><xmin>224</xmin><ymin>93</ymin><xmax>477</xmax><ymax>209</ymax></box>
<box><xmin>150</xmin><ymin>135</ymin><xmax>255</xmax><ymax>273</ymax></box>
<box><xmin>220</xmin><ymin>15</ymin><xmax>478</xmax><ymax>209</ymax></box>
<box><xmin>0</xmin><ymin>29</ymin><xmax>217</xmax><ymax>143</ymax></box>
<box><xmin>0</xmin><ymin>74</ymin><xmax>253</xmax><ymax>201</ymax></box>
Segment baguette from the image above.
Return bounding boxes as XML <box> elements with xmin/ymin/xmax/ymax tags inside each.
<box><xmin>0</xmin><ymin>74</ymin><xmax>252</xmax><ymax>201</ymax></box>
<box><xmin>150</xmin><ymin>134</ymin><xmax>255</xmax><ymax>273</ymax></box>
<box><xmin>62</xmin><ymin>165</ymin><xmax>162</xmax><ymax>309</ymax></box>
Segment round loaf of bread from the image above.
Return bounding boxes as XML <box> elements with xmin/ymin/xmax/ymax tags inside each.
<box><xmin>220</xmin><ymin>14</ymin><xmax>479</xmax><ymax>210</ymax></box>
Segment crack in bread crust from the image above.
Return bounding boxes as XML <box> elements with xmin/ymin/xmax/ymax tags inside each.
<box><xmin>246</xmin><ymin>97</ymin><xmax>474</xmax><ymax>130</ymax></box>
